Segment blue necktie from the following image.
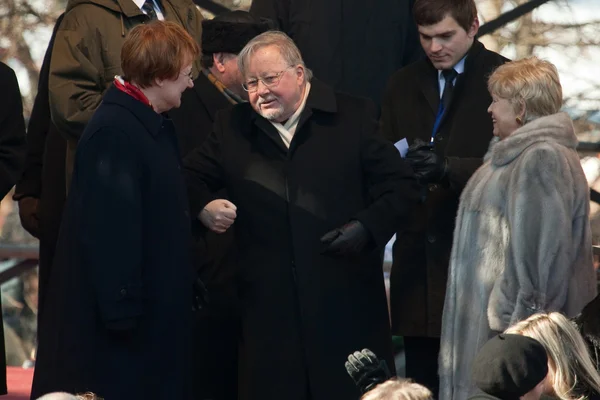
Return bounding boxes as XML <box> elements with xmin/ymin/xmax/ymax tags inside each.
<box><xmin>141</xmin><ymin>0</ymin><xmax>158</xmax><ymax>21</ymax></box>
<box><xmin>431</xmin><ymin>68</ymin><xmax>458</xmax><ymax>142</ymax></box>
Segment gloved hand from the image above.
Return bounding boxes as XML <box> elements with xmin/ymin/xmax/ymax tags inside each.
<box><xmin>405</xmin><ymin>139</ymin><xmax>448</xmax><ymax>183</ymax></box>
<box><xmin>320</xmin><ymin>220</ymin><xmax>372</xmax><ymax>257</ymax></box>
<box><xmin>18</xmin><ymin>197</ymin><xmax>41</xmax><ymax>238</ymax></box>
<box><xmin>345</xmin><ymin>348</ymin><xmax>392</xmax><ymax>394</ymax></box>
<box><xmin>192</xmin><ymin>276</ymin><xmax>210</xmax><ymax>312</ymax></box>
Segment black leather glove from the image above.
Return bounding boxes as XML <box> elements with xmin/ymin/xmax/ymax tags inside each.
<box><xmin>18</xmin><ymin>197</ymin><xmax>41</xmax><ymax>238</ymax></box>
<box><xmin>320</xmin><ymin>220</ymin><xmax>373</xmax><ymax>257</ymax></box>
<box><xmin>345</xmin><ymin>348</ymin><xmax>392</xmax><ymax>394</ymax></box>
<box><xmin>192</xmin><ymin>276</ymin><xmax>210</xmax><ymax>312</ymax></box>
<box><xmin>405</xmin><ymin>139</ymin><xmax>448</xmax><ymax>183</ymax></box>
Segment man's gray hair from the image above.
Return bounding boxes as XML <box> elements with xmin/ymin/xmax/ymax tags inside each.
<box><xmin>237</xmin><ymin>31</ymin><xmax>313</xmax><ymax>82</ymax></box>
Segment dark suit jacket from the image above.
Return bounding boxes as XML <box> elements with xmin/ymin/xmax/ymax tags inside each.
<box><xmin>0</xmin><ymin>60</ymin><xmax>27</xmax><ymax>397</ymax></box>
<box><xmin>14</xmin><ymin>14</ymin><xmax>67</xmax><ymax>322</ymax></box>
<box><xmin>381</xmin><ymin>40</ymin><xmax>508</xmax><ymax>337</ymax></box>
<box><xmin>250</xmin><ymin>0</ymin><xmax>423</xmax><ymax>106</ymax></box>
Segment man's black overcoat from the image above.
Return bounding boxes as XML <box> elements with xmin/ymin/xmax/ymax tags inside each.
<box><xmin>184</xmin><ymin>79</ymin><xmax>418</xmax><ymax>400</ymax></box>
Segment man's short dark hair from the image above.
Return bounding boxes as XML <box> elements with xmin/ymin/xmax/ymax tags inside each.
<box><xmin>201</xmin><ymin>11</ymin><xmax>270</xmax><ymax>69</ymax></box>
<box><xmin>413</xmin><ymin>0</ymin><xmax>477</xmax><ymax>32</ymax></box>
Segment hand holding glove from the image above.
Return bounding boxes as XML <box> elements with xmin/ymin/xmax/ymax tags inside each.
<box><xmin>320</xmin><ymin>220</ymin><xmax>372</xmax><ymax>257</ymax></box>
<box><xmin>405</xmin><ymin>139</ymin><xmax>448</xmax><ymax>183</ymax></box>
<box><xmin>345</xmin><ymin>348</ymin><xmax>392</xmax><ymax>394</ymax></box>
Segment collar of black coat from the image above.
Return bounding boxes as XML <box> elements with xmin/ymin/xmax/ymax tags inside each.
<box><xmin>102</xmin><ymin>84</ymin><xmax>165</xmax><ymax>137</ymax></box>
<box><xmin>417</xmin><ymin>40</ymin><xmax>485</xmax><ymax>114</ymax></box>
<box><xmin>193</xmin><ymin>72</ymin><xmax>235</xmax><ymax>120</ymax></box>
<box><xmin>249</xmin><ymin>77</ymin><xmax>337</xmax><ymax>123</ymax></box>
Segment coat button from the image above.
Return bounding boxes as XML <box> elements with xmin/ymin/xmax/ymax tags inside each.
<box><xmin>427</xmin><ymin>234</ymin><xmax>436</xmax><ymax>243</ymax></box>
<box><xmin>429</xmin><ymin>184</ymin><xmax>438</xmax><ymax>192</ymax></box>
<box><xmin>120</xmin><ymin>288</ymin><xmax>127</xmax><ymax>297</ymax></box>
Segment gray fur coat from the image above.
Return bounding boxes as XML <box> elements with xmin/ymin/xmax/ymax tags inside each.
<box><xmin>439</xmin><ymin>112</ymin><xmax>597</xmax><ymax>400</ymax></box>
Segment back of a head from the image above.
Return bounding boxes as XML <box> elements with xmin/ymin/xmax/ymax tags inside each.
<box><xmin>506</xmin><ymin>312</ymin><xmax>600</xmax><ymax>399</ymax></box>
<box><xmin>472</xmin><ymin>333</ymin><xmax>548</xmax><ymax>399</ymax></box>
<box><xmin>413</xmin><ymin>0</ymin><xmax>477</xmax><ymax>31</ymax></box>
<box><xmin>361</xmin><ymin>379</ymin><xmax>434</xmax><ymax>400</ymax></box>
<box><xmin>36</xmin><ymin>393</ymin><xmax>79</xmax><ymax>400</ymax></box>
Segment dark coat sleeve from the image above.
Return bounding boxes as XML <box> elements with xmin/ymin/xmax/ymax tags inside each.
<box><xmin>183</xmin><ymin>120</ymin><xmax>225</xmax><ymax>219</ymax></box>
<box><xmin>249</xmin><ymin>0</ymin><xmax>290</xmax><ymax>32</ymax></box>
<box><xmin>0</xmin><ymin>64</ymin><xmax>27</xmax><ymax>199</ymax></box>
<box><xmin>353</xmin><ymin>100</ymin><xmax>419</xmax><ymax>247</ymax></box>
<box><xmin>379</xmin><ymin>74</ymin><xmax>401</xmax><ymax>143</ymax></box>
<box><xmin>14</xmin><ymin>13</ymin><xmax>65</xmax><ymax>200</ymax></box>
<box><xmin>77</xmin><ymin>128</ymin><xmax>144</xmax><ymax>330</ymax></box>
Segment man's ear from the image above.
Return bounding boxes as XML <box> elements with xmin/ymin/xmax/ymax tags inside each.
<box><xmin>213</xmin><ymin>53</ymin><xmax>227</xmax><ymax>73</ymax></box>
<box><xmin>468</xmin><ymin>16</ymin><xmax>480</xmax><ymax>38</ymax></box>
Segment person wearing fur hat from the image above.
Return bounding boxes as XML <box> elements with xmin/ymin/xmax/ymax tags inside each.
<box><xmin>469</xmin><ymin>334</ymin><xmax>548</xmax><ymax>400</ymax></box>
<box><xmin>168</xmin><ymin>10</ymin><xmax>270</xmax><ymax>400</ymax></box>
<box><xmin>439</xmin><ymin>56</ymin><xmax>597</xmax><ymax>400</ymax></box>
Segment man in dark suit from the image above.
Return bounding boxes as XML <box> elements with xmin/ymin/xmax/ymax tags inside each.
<box><xmin>0</xmin><ymin>60</ymin><xmax>26</xmax><ymax>395</ymax></box>
<box><xmin>13</xmin><ymin>14</ymin><xmax>67</xmax><ymax>328</ymax></box>
<box><xmin>168</xmin><ymin>11</ymin><xmax>270</xmax><ymax>400</ymax></box>
<box><xmin>380</xmin><ymin>0</ymin><xmax>508</xmax><ymax>396</ymax></box>
<box><xmin>249</xmin><ymin>0</ymin><xmax>423</xmax><ymax>107</ymax></box>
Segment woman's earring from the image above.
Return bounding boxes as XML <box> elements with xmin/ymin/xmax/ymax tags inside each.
<box><xmin>516</xmin><ymin>117</ymin><xmax>523</xmax><ymax>125</ymax></box>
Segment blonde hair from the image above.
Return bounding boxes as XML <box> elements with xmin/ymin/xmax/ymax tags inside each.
<box><xmin>506</xmin><ymin>313</ymin><xmax>600</xmax><ymax>400</ymax></box>
<box><xmin>487</xmin><ymin>57</ymin><xmax>562</xmax><ymax>123</ymax></box>
<box><xmin>361</xmin><ymin>379</ymin><xmax>434</xmax><ymax>400</ymax></box>
<box><xmin>237</xmin><ymin>31</ymin><xmax>313</xmax><ymax>81</ymax></box>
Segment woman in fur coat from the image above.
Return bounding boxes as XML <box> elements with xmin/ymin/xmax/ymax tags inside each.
<box><xmin>438</xmin><ymin>57</ymin><xmax>597</xmax><ymax>400</ymax></box>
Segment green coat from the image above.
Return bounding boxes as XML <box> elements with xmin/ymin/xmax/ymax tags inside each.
<box><xmin>48</xmin><ymin>0</ymin><xmax>203</xmax><ymax>188</ymax></box>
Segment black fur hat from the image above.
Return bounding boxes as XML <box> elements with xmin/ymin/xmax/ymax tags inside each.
<box><xmin>472</xmin><ymin>334</ymin><xmax>548</xmax><ymax>399</ymax></box>
<box><xmin>201</xmin><ymin>11</ymin><xmax>272</xmax><ymax>55</ymax></box>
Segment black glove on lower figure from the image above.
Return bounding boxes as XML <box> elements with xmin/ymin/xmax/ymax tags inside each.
<box><xmin>405</xmin><ymin>139</ymin><xmax>448</xmax><ymax>183</ymax></box>
<box><xmin>320</xmin><ymin>220</ymin><xmax>372</xmax><ymax>257</ymax></box>
<box><xmin>345</xmin><ymin>348</ymin><xmax>392</xmax><ymax>394</ymax></box>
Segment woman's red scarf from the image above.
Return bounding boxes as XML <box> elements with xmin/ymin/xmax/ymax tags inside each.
<box><xmin>114</xmin><ymin>76</ymin><xmax>152</xmax><ymax>108</ymax></box>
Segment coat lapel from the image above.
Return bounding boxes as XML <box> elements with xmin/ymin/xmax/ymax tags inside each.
<box><xmin>252</xmin><ymin>116</ymin><xmax>289</xmax><ymax>155</ymax></box>
<box><xmin>417</xmin><ymin>65</ymin><xmax>439</xmax><ymax>116</ymax></box>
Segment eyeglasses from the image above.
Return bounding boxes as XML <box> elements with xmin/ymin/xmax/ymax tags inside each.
<box><xmin>242</xmin><ymin>67</ymin><xmax>294</xmax><ymax>93</ymax></box>
<box><xmin>180</xmin><ymin>70</ymin><xmax>194</xmax><ymax>81</ymax></box>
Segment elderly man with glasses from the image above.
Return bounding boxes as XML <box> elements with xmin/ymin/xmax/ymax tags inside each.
<box><xmin>183</xmin><ymin>31</ymin><xmax>419</xmax><ymax>400</ymax></box>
